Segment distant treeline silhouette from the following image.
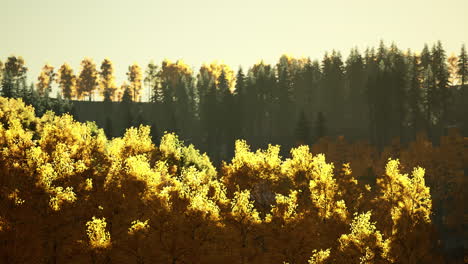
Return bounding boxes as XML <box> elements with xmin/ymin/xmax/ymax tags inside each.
<box><xmin>1</xmin><ymin>41</ymin><xmax>467</xmax><ymax>162</ymax></box>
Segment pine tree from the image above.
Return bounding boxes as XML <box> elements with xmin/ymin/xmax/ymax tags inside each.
<box><xmin>121</xmin><ymin>82</ymin><xmax>134</xmax><ymax>129</ymax></box>
<box><xmin>218</xmin><ymin>69</ymin><xmax>235</xmax><ymax>160</ymax></box>
<box><xmin>431</xmin><ymin>41</ymin><xmax>450</xmax><ymax>133</ymax></box>
<box><xmin>315</xmin><ymin>111</ymin><xmax>326</xmax><ymax>140</ymax></box>
<box><xmin>144</xmin><ymin>61</ymin><xmax>160</xmax><ymax>103</ymax></box>
<box><xmin>406</xmin><ymin>51</ymin><xmax>424</xmax><ymax>137</ymax></box>
<box><xmin>345</xmin><ymin>47</ymin><xmax>366</xmax><ymax>127</ymax></box>
<box><xmin>458</xmin><ymin>44</ymin><xmax>467</xmax><ymax>86</ymax></box>
<box><xmin>295</xmin><ymin>110</ymin><xmax>310</xmax><ymax>146</ymax></box>
<box><xmin>420</xmin><ymin>44</ymin><xmax>431</xmax><ymax>68</ymax></box>
<box><xmin>321</xmin><ymin>51</ymin><xmax>345</xmax><ymax>128</ymax></box>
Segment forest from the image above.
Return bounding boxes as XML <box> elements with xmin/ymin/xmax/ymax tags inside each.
<box><xmin>1</xmin><ymin>41</ymin><xmax>467</xmax><ymax>163</ymax></box>
<box><xmin>0</xmin><ymin>41</ymin><xmax>467</xmax><ymax>263</ymax></box>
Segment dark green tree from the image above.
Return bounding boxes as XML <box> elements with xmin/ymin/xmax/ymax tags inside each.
<box><xmin>295</xmin><ymin>109</ymin><xmax>310</xmax><ymax>146</ymax></box>
<box><xmin>315</xmin><ymin>111</ymin><xmax>326</xmax><ymax>141</ymax></box>
<box><xmin>345</xmin><ymin>47</ymin><xmax>366</xmax><ymax>130</ymax></box>
<box><xmin>431</xmin><ymin>41</ymin><xmax>450</xmax><ymax>135</ymax></box>
<box><xmin>458</xmin><ymin>44</ymin><xmax>467</xmax><ymax>86</ymax></box>
<box><xmin>144</xmin><ymin>61</ymin><xmax>160</xmax><ymax>103</ymax></box>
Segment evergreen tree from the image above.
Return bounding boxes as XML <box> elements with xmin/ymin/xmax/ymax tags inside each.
<box><xmin>315</xmin><ymin>111</ymin><xmax>326</xmax><ymax>140</ymax></box>
<box><xmin>345</xmin><ymin>47</ymin><xmax>366</xmax><ymax>129</ymax></box>
<box><xmin>121</xmin><ymin>83</ymin><xmax>134</xmax><ymax>130</ymax></box>
<box><xmin>218</xmin><ymin>69</ymin><xmax>235</xmax><ymax>160</ymax></box>
<box><xmin>121</xmin><ymin>83</ymin><xmax>132</xmax><ymax>103</ymax></box>
<box><xmin>295</xmin><ymin>110</ymin><xmax>310</xmax><ymax>146</ymax></box>
<box><xmin>144</xmin><ymin>61</ymin><xmax>160</xmax><ymax>103</ymax></box>
<box><xmin>431</xmin><ymin>41</ymin><xmax>450</xmax><ymax>133</ymax></box>
<box><xmin>234</xmin><ymin>67</ymin><xmax>246</xmax><ymax>138</ymax></box>
<box><xmin>458</xmin><ymin>44</ymin><xmax>467</xmax><ymax>86</ymax></box>
<box><xmin>321</xmin><ymin>51</ymin><xmax>345</xmax><ymax>129</ymax></box>
<box><xmin>420</xmin><ymin>44</ymin><xmax>432</xmax><ymax>68</ymax></box>
<box><xmin>406</xmin><ymin>51</ymin><xmax>424</xmax><ymax>137</ymax></box>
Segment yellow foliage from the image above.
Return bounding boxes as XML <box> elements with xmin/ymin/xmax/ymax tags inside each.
<box><xmin>226</xmin><ymin>140</ymin><xmax>282</xmax><ymax>182</ymax></box>
<box><xmin>231</xmin><ymin>189</ymin><xmax>262</xmax><ymax>224</ymax></box>
<box><xmin>271</xmin><ymin>190</ymin><xmax>299</xmax><ymax>222</ymax></box>
<box><xmin>86</xmin><ymin>217</ymin><xmax>111</xmax><ymax>249</ymax></box>
<box><xmin>199</xmin><ymin>61</ymin><xmax>235</xmax><ymax>91</ymax></box>
<box><xmin>336</xmin><ymin>211</ymin><xmax>389</xmax><ymax>263</ymax></box>
<box><xmin>36</xmin><ymin>63</ymin><xmax>55</xmax><ymax>96</ymax></box>
<box><xmin>160</xmin><ymin>59</ymin><xmax>193</xmax><ymax>89</ymax></box>
<box><xmin>8</xmin><ymin>189</ymin><xmax>25</xmax><ymax>206</ymax></box>
<box><xmin>308</xmin><ymin>248</ymin><xmax>331</xmax><ymax>264</ymax></box>
<box><xmin>0</xmin><ymin>97</ymin><xmax>449</xmax><ymax>263</ymax></box>
<box><xmin>127</xmin><ymin>63</ymin><xmax>143</xmax><ymax>102</ymax></box>
<box><xmin>49</xmin><ymin>186</ymin><xmax>77</xmax><ymax>211</ymax></box>
<box><xmin>128</xmin><ymin>220</ymin><xmax>150</xmax><ymax>235</ymax></box>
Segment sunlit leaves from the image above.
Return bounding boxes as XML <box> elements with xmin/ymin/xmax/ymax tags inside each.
<box><xmin>77</xmin><ymin>57</ymin><xmax>99</xmax><ymax>100</ymax></box>
<box><xmin>57</xmin><ymin>63</ymin><xmax>76</xmax><ymax>100</ymax></box>
<box><xmin>308</xmin><ymin>248</ymin><xmax>331</xmax><ymax>264</ymax></box>
<box><xmin>270</xmin><ymin>190</ymin><xmax>299</xmax><ymax>222</ymax></box>
<box><xmin>0</xmin><ymin>96</ymin><xmax>447</xmax><ymax>263</ymax></box>
<box><xmin>199</xmin><ymin>62</ymin><xmax>235</xmax><ymax>92</ymax></box>
<box><xmin>127</xmin><ymin>63</ymin><xmax>143</xmax><ymax>102</ymax></box>
<box><xmin>230</xmin><ymin>189</ymin><xmax>262</xmax><ymax>225</ymax></box>
<box><xmin>36</xmin><ymin>64</ymin><xmax>55</xmax><ymax>97</ymax></box>
<box><xmin>49</xmin><ymin>186</ymin><xmax>77</xmax><ymax>211</ymax></box>
<box><xmin>128</xmin><ymin>219</ymin><xmax>150</xmax><ymax>235</ymax></box>
<box><xmin>99</xmin><ymin>58</ymin><xmax>117</xmax><ymax>101</ymax></box>
<box><xmin>86</xmin><ymin>217</ymin><xmax>111</xmax><ymax>249</ymax></box>
<box><xmin>336</xmin><ymin>211</ymin><xmax>389</xmax><ymax>264</ymax></box>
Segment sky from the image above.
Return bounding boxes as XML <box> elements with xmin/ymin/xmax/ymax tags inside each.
<box><xmin>1</xmin><ymin>0</ymin><xmax>467</xmax><ymax>99</ymax></box>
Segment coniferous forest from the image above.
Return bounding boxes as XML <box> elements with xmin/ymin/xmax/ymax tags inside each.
<box><xmin>0</xmin><ymin>41</ymin><xmax>467</xmax><ymax>263</ymax></box>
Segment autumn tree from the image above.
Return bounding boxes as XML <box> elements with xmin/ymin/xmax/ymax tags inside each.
<box><xmin>56</xmin><ymin>63</ymin><xmax>76</xmax><ymax>100</ymax></box>
<box><xmin>99</xmin><ymin>58</ymin><xmax>117</xmax><ymax>102</ymax></box>
<box><xmin>77</xmin><ymin>57</ymin><xmax>99</xmax><ymax>101</ymax></box>
<box><xmin>375</xmin><ymin>159</ymin><xmax>437</xmax><ymax>263</ymax></box>
<box><xmin>332</xmin><ymin>211</ymin><xmax>390</xmax><ymax>264</ymax></box>
<box><xmin>37</xmin><ymin>63</ymin><xmax>55</xmax><ymax>97</ymax></box>
<box><xmin>127</xmin><ymin>63</ymin><xmax>143</xmax><ymax>102</ymax></box>
<box><xmin>1</xmin><ymin>56</ymin><xmax>28</xmax><ymax>98</ymax></box>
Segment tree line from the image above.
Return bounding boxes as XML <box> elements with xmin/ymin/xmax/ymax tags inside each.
<box><xmin>0</xmin><ymin>97</ymin><xmax>466</xmax><ymax>263</ymax></box>
<box><xmin>1</xmin><ymin>41</ymin><xmax>467</xmax><ymax>163</ymax></box>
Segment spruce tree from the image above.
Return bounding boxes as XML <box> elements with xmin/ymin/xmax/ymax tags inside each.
<box><xmin>295</xmin><ymin>110</ymin><xmax>310</xmax><ymax>146</ymax></box>
<box><xmin>315</xmin><ymin>111</ymin><xmax>326</xmax><ymax>140</ymax></box>
<box><xmin>458</xmin><ymin>44</ymin><xmax>467</xmax><ymax>86</ymax></box>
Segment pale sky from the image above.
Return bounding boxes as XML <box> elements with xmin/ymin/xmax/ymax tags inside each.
<box><xmin>1</xmin><ymin>0</ymin><xmax>467</xmax><ymax>99</ymax></box>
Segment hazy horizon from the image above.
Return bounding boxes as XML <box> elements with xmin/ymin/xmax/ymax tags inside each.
<box><xmin>2</xmin><ymin>0</ymin><xmax>467</xmax><ymax>99</ymax></box>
